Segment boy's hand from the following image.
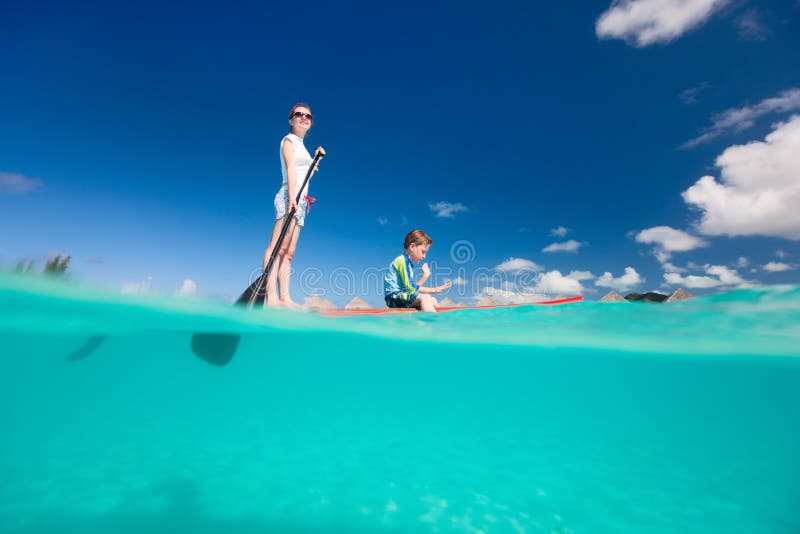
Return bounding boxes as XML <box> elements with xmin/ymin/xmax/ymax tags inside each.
<box><xmin>421</xmin><ymin>263</ymin><xmax>431</xmax><ymax>278</ymax></box>
<box><xmin>315</xmin><ymin>146</ymin><xmax>326</xmax><ymax>157</ymax></box>
<box><xmin>437</xmin><ymin>281</ymin><xmax>451</xmax><ymax>292</ymax></box>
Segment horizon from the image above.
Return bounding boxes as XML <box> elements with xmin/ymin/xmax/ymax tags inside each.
<box><xmin>2</xmin><ymin>1</ymin><xmax>799</xmax><ymax>309</ymax></box>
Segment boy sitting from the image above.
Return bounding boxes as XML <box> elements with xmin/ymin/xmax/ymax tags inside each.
<box><xmin>383</xmin><ymin>229</ymin><xmax>451</xmax><ymax>312</ymax></box>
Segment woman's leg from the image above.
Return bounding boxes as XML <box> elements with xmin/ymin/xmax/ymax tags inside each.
<box><xmin>262</xmin><ymin>217</ymin><xmax>286</xmax><ymax>306</ymax></box>
<box><xmin>276</xmin><ymin>218</ymin><xmax>302</xmax><ymax>307</ymax></box>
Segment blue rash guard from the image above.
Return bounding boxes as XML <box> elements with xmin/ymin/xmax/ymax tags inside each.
<box><xmin>383</xmin><ymin>253</ymin><xmax>419</xmax><ymax>308</ymax></box>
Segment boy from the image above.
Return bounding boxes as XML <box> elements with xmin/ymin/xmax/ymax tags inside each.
<box><xmin>383</xmin><ymin>229</ymin><xmax>451</xmax><ymax>312</ymax></box>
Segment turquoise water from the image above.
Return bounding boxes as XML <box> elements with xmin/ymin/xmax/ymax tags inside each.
<box><xmin>1</xmin><ymin>273</ymin><xmax>799</xmax><ymax>533</ymax></box>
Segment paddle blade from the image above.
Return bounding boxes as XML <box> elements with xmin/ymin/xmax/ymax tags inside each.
<box><xmin>66</xmin><ymin>335</ymin><xmax>107</xmax><ymax>362</ymax></box>
<box><xmin>190</xmin><ymin>333</ymin><xmax>240</xmax><ymax>367</ymax></box>
<box><xmin>236</xmin><ymin>274</ymin><xmax>267</xmax><ymax>307</ymax></box>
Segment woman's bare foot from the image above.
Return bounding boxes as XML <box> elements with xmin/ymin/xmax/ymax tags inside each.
<box><xmin>278</xmin><ymin>298</ymin><xmax>302</xmax><ymax>310</ymax></box>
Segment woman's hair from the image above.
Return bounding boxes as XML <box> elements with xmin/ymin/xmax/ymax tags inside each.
<box><xmin>404</xmin><ymin>229</ymin><xmax>433</xmax><ymax>249</ymax></box>
<box><xmin>288</xmin><ymin>102</ymin><xmax>312</xmax><ymax>119</ymax></box>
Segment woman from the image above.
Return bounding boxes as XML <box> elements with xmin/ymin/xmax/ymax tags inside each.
<box><xmin>262</xmin><ymin>102</ymin><xmax>325</xmax><ymax>307</ymax></box>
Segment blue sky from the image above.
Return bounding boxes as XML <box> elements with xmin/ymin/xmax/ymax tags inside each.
<box><xmin>1</xmin><ymin>0</ymin><xmax>799</xmax><ymax>307</ymax></box>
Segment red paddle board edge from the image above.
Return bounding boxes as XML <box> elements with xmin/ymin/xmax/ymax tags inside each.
<box><xmin>322</xmin><ymin>295</ymin><xmax>584</xmax><ymax>316</ymax></box>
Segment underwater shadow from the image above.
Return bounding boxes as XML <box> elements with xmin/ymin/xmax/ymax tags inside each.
<box><xmin>3</xmin><ymin>475</ymin><xmax>406</xmax><ymax>534</ymax></box>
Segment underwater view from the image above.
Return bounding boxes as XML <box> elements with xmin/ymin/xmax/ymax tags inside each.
<box><xmin>1</xmin><ymin>273</ymin><xmax>799</xmax><ymax>533</ymax></box>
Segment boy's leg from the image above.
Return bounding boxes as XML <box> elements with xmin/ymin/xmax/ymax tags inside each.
<box><xmin>417</xmin><ymin>294</ymin><xmax>437</xmax><ymax>312</ymax></box>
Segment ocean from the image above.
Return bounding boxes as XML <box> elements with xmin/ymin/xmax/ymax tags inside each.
<box><xmin>1</xmin><ymin>272</ymin><xmax>799</xmax><ymax>533</ymax></box>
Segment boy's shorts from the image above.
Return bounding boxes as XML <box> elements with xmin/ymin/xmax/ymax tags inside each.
<box><xmin>385</xmin><ymin>291</ymin><xmax>420</xmax><ymax>309</ymax></box>
<box><xmin>274</xmin><ymin>186</ymin><xmax>309</xmax><ymax>227</ymax></box>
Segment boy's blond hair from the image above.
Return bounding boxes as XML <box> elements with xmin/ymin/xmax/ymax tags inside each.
<box><xmin>404</xmin><ymin>229</ymin><xmax>433</xmax><ymax>249</ymax></box>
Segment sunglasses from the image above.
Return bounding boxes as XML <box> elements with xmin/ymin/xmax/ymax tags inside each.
<box><xmin>292</xmin><ymin>111</ymin><xmax>313</xmax><ymax>121</ymax></box>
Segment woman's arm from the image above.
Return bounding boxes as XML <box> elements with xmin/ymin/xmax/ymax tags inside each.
<box><xmin>282</xmin><ymin>138</ymin><xmax>298</xmax><ymax>211</ymax></box>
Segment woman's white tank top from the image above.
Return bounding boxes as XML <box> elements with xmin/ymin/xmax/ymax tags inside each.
<box><xmin>280</xmin><ymin>133</ymin><xmax>313</xmax><ymax>198</ymax></box>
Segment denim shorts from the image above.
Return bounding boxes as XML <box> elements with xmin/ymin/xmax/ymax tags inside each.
<box><xmin>274</xmin><ymin>186</ymin><xmax>309</xmax><ymax>227</ymax></box>
<box><xmin>385</xmin><ymin>291</ymin><xmax>420</xmax><ymax>309</ymax></box>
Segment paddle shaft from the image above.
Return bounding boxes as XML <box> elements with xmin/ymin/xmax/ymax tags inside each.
<box><xmin>247</xmin><ymin>151</ymin><xmax>325</xmax><ymax>307</ymax></box>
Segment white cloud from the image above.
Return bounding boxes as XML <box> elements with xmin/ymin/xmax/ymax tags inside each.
<box><xmin>0</xmin><ymin>171</ymin><xmax>41</xmax><ymax>194</ymax></box>
<box><xmin>735</xmin><ymin>256</ymin><xmax>749</xmax><ymax>268</ymax></box>
<box><xmin>122</xmin><ymin>276</ymin><xmax>154</xmax><ymax>295</ymax></box>
<box><xmin>451</xmin><ymin>276</ymin><xmax>467</xmax><ymax>286</ymax></box>
<box><xmin>682</xmin><ymin>88</ymin><xmax>800</xmax><ymax>148</ymax></box>
<box><xmin>177</xmin><ymin>279</ymin><xmax>197</xmax><ymax>297</ymax></box>
<box><xmin>680</xmin><ymin>81</ymin><xmax>713</xmax><ymax>105</ymax></box>
<box><xmin>762</xmin><ymin>262</ymin><xmax>794</xmax><ymax>272</ymax></box>
<box><xmin>662</xmin><ymin>261</ymin><xmax>687</xmax><ymax>273</ymax></box>
<box><xmin>682</xmin><ymin>115</ymin><xmax>800</xmax><ymax>240</ymax></box>
<box><xmin>735</xmin><ymin>8</ymin><xmax>769</xmax><ymax>41</ymax></box>
<box><xmin>654</xmin><ymin>249</ymin><xmax>671</xmax><ymax>265</ymax></box>
<box><xmin>664</xmin><ymin>264</ymin><xmax>753</xmax><ymax>288</ymax></box>
<box><xmin>774</xmin><ymin>249</ymin><xmax>788</xmax><ymax>259</ymax></box>
<box><xmin>542</xmin><ymin>239</ymin><xmax>584</xmax><ymax>253</ymax></box>
<box><xmin>535</xmin><ymin>270</ymin><xmax>584</xmax><ymax>295</ymax></box>
<box><xmin>567</xmin><ymin>270</ymin><xmax>595</xmax><ymax>281</ymax></box>
<box><xmin>429</xmin><ymin>201</ymin><xmax>468</xmax><ymax>219</ymax></box>
<box><xmin>476</xmin><ymin>270</ymin><xmax>584</xmax><ymax>303</ymax></box>
<box><xmin>596</xmin><ymin>0</ymin><xmax>731</xmax><ymax>47</ymax></box>
<box><xmin>477</xmin><ymin>286</ymin><xmax>550</xmax><ymax>305</ymax></box>
<box><xmin>635</xmin><ymin>226</ymin><xmax>709</xmax><ymax>263</ymax></box>
<box><xmin>377</xmin><ymin>216</ymin><xmax>389</xmax><ymax>225</ymax></box>
<box><xmin>550</xmin><ymin>226</ymin><xmax>569</xmax><ymax>237</ymax></box>
<box><xmin>707</xmin><ymin>265</ymin><xmax>751</xmax><ymax>286</ymax></box>
<box><xmin>501</xmin><ymin>281</ymin><xmax>516</xmax><ymax>292</ymax></box>
<box><xmin>595</xmin><ymin>267</ymin><xmax>643</xmax><ymax>293</ymax></box>
<box><xmin>494</xmin><ymin>258</ymin><xmax>543</xmax><ymax>272</ymax></box>
<box><xmin>664</xmin><ymin>272</ymin><xmax>721</xmax><ymax>288</ymax></box>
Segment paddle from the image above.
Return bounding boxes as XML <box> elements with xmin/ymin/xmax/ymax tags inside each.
<box><xmin>189</xmin><ymin>149</ymin><xmax>326</xmax><ymax>366</ymax></box>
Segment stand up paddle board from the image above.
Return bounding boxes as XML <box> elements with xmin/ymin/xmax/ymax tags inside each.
<box><xmin>322</xmin><ymin>295</ymin><xmax>583</xmax><ymax>316</ymax></box>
